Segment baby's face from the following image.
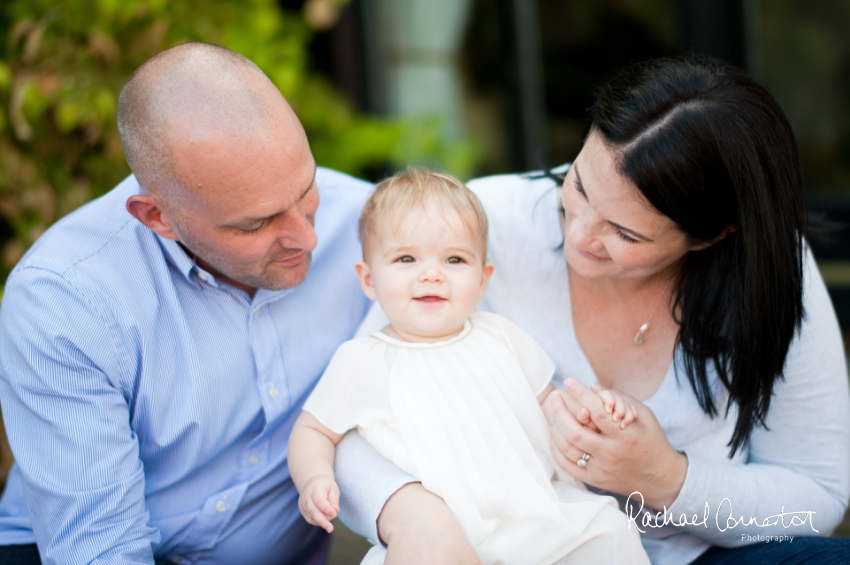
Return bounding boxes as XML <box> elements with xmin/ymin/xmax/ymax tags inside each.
<box><xmin>357</xmin><ymin>205</ymin><xmax>493</xmax><ymax>343</ymax></box>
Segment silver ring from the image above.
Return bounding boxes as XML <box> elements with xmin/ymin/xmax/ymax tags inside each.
<box><xmin>577</xmin><ymin>452</ymin><xmax>590</xmax><ymax>467</ymax></box>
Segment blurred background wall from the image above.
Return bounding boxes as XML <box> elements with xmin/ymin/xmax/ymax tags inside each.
<box><xmin>1</xmin><ymin>0</ymin><xmax>850</xmax><ymax>558</ymax></box>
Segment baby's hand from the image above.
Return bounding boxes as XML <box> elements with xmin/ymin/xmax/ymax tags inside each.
<box><xmin>593</xmin><ymin>385</ymin><xmax>637</xmax><ymax>429</ymax></box>
<box><xmin>298</xmin><ymin>475</ymin><xmax>340</xmax><ymax>533</ymax></box>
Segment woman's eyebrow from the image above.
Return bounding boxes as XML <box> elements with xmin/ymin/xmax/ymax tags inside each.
<box><xmin>574</xmin><ymin>163</ymin><xmax>654</xmax><ymax>243</ymax></box>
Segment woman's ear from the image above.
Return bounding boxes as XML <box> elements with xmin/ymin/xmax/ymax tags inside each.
<box><xmin>690</xmin><ymin>224</ymin><xmax>737</xmax><ymax>251</ymax></box>
<box><xmin>126</xmin><ymin>194</ymin><xmax>180</xmax><ymax>241</ymax></box>
<box><xmin>355</xmin><ymin>261</ymin><xmax>378</xmax><ymax>300</ymax></box>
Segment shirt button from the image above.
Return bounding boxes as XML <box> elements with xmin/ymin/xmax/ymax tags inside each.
<box><xmin>215</xmin><ymin>501</ymin><xmax>227</xmax><ymax>513</ymax></box>
<box><xmin>198</xmin><ymin>271</ymin><xmax>209</xmax><ymax>282</ymax></box>
<box><xmin>268</xmin><ymin>386</ymin><xmax>279</xmax><ymax>399</ymax></box>
<box><xmin>252</xmin><ymin>309</ymin><xmax>260</xmax><ymax>318</ymax></box>
<box><xmin>248</xmin><ymin>454</ymin><xmax>259</xmax><ymax>465</ymax></box>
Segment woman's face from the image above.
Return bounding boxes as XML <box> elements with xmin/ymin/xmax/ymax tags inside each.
<box><xmin>560</xmin><ymin>129</ymin><xmax>700</xmax><ymax>282</ymax></box>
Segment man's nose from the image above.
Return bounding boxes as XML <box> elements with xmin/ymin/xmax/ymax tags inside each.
<box><xmin>275</xmin><ymin>205</ymin><xmax>318</xmax><ymax>251</ymax></box>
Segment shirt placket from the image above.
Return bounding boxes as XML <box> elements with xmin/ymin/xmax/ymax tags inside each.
<box><xmin>249</xmin><ymin>301</ymin><xmax>289</xmax><ymax>434</ymax></box>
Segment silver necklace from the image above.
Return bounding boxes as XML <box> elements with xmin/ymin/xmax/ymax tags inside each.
<box><xmin>633</xmin><ymin>284</ymin><xmax>669</xmax><ymax>345</ymax></box>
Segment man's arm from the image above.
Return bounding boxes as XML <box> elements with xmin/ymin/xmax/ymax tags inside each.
<box><xmin>0</xmin><ymin>268</ymin><xmax>159</xmax><ymax>564</ymax></box>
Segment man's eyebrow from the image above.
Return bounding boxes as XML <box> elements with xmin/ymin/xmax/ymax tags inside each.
<box><xmin>573</xmin><ymin>163</ymin><xmax>654</xmax><ymax>242</ymax></box>
<box><xmin>233</xmin><ymin>167</ymin><xmax>317</xmax><ymax>226</ymax></box>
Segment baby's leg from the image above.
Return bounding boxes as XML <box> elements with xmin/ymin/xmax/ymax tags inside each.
<box><xmin>553</xmin><ymin>502</ymin><xmax>649</xmax><ymax>565</ymax></box>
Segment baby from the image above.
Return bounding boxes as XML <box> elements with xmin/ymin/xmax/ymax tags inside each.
<box><xmin>288</xmin><ymin>169</ymin><xmax>649</xmax><ymax>565</ymax></box>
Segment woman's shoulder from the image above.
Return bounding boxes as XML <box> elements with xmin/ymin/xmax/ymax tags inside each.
<box><xmin>467</xmin><ymin>166</ymin><xmax>567</xmax><ymax>254</ymax></box>
<box><xmin>467</xmin><ymin>165</ymin><xmax>568</xmax><ymax>217</ymax></box>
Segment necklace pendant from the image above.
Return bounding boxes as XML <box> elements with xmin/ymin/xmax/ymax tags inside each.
<box><xmin>634</xmin><ymin>323</ymin><xmax>649</xmax><ymax>345</ymax></box>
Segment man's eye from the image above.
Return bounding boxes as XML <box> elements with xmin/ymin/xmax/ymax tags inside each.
<box><xmin>242</xmin><ymin>222</ymin><xmax>265</xmax><ymax>233</ymax></box>
<box><xmin>398</xmin><ymin>255</ymin><xmax>415</xmax><ymax>263</ymax></box>
<box><xmin>446</xmin><ymin>256</ymin><xmax>463</xmax><ymax>264</ymax></box>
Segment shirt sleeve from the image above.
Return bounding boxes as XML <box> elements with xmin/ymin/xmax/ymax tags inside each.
<box><xmin>302</xmin><ymin>338</ymin><xmax>391</xmax><ymax>435</ymax></box>
<box><xmin>666</xmin><ymin>248</ymin><xmax>850</xmax><ymax>545</ymax></box>
<box><xmin>473</xmin><ymin>311</ymin><xmax>556</xmax><ymax>397</ymax></box>
<box><xmin>335</xmin><ymin>431</ymin><xmax>419</xmax><ymax>545</ymax></box>
<box><xmin>0</xmin><ymin>267</ymin><xmax>159</xmax><ymax>564</ymax></box>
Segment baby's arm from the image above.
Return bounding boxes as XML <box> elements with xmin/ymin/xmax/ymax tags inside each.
<box><xmin>288</xmin><ymin>411</ymin><xmax>345</xmax><ymax>533</ymax></box>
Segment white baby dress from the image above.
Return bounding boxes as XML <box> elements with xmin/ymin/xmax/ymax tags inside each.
<box><xmin>303</xmin><ymin>312</ymin><xmax>649</xmax><ymax>565</ymax></box>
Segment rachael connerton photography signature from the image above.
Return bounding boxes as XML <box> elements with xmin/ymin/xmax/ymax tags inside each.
<box><xmin>624</xmin><ymin>492</ymin><xmax>819</xmax><ymax>534</ymax></box>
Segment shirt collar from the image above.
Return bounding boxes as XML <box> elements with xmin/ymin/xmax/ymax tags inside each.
<box><xmin>157</xmin><ymin>235</ymin><xmax>218</xmax><ymax>287</ymax></box>
<box><xmin>156</xmin><ymin>234</ymin><xmax>299</xmax><ymax>304</ymax></box>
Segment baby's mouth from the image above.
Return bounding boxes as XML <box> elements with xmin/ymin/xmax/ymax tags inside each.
<box><xmin>414</xmin><ymin>295</ymin><xmax>447</xmax><ymax>304</ymax></box>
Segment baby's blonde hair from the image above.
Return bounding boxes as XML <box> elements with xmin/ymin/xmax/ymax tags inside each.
<box><xmin>359</xmin><ymin>168</ymin><xmax>489</xmax><ymax>261</ymax></box>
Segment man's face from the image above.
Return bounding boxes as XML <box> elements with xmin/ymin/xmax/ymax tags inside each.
<box><xmin>164</xmin><ymin>119</ymin><xmax>319</xmax><ymax>293</ymax></box>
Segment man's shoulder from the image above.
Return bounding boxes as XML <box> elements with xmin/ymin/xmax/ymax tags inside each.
<box><xmin>315</xmin><ymin>167</ymin><xmax>373</xmax><ymax>198</ymax></box>
<box><xmin>11</xmin><ymin>175</ymin><xmax>151</xmax><ymax>283</ymax></box>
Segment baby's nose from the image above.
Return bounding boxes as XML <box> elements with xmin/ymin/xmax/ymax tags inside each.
<box><xmin>420</xmin><ymin>264</ymin><xmax>445</xmax><ymax>281</ymax></box>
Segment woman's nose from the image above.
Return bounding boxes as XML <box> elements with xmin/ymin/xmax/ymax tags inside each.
<box><xmin>566</xmin><ymin>207</ymin><xmax>603</xmax><ymax>251</ymax></box>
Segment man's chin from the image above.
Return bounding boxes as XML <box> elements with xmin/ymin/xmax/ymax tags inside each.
<box><xmin>257</xmin><ymin>252</ymin><xmax>312</xmax><ymax>291</ymax></box>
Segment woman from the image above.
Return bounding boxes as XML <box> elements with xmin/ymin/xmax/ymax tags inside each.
<box><xmin>334</xmin><ymin>57</ymin><xmax>850</xmax><ymax>564</ymax></box>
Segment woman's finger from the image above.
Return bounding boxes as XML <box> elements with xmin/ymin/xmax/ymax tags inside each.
<box><xmin>546</xmin><ymin>392</ymin><xmax>603</xmax><ymax>455</ymax></box>
<box><xmin>549</xmin><ymin>436</ymin><xmax>590</xmax><ymax>475</ymax></box>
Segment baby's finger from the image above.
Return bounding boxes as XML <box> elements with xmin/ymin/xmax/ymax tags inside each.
<box><xmin>620</xmin><ymin>403</ymin><xmax>637</xmax><ymax>429</ymax></box>
<box><xmin>597</xmin><ymin>390</ymin><xmax>615</xmax><ymax>414</ymax></box>
<box><xmin>611</xmin><ymin>398</ymin><xmax>627</xmax><ymax>423</ymax></box>
<box><xmin>315</xmin><ymin>493</ymin><xmax>339</xmax><ymax>519</ymax></box>
<box><xmin>306</xmin><ymin>500</ymin><xmax>335</xmax><ymax>533</ymax></box>
<box><xmin>330</xmin><ymin>482</ymin><xmax>341</xmax><ymax>513</ymax></box>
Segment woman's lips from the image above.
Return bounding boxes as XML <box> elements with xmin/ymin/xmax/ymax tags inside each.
<box><xmin>578</xmin><ymin>249</ymin><xmax>609</xmax><ymax>262</ymax></box>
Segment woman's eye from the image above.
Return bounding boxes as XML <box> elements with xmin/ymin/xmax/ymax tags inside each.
<box><xmin>398</xmin><ymin>255</ymin><xmax>415</xmax><ymax>263</ymax></box>
<box><xmin>572</xmin><ymin>178</ymin><xmax>584</xmax><ymax>195</ymax></box>
<box><xmin>446</xmin><ymin>256</ymin><xmax>463</xmax><ymax>264</ymax></box>
<box><xmin>615</xmin><ymin>230</ymin><xmax>639</xmax><ymax>244</ymax></box>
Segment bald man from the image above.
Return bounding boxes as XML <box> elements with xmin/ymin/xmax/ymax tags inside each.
<box><xmin>0</xmin><ymin>43</ymin><xmax>401</xmax><ymax>565</ymax></box>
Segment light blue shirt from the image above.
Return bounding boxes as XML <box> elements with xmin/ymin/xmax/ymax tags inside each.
<box><xmin>0</xmin><ymin>168</ymin><xmax>373</xmax><ymax>564</ymax></box>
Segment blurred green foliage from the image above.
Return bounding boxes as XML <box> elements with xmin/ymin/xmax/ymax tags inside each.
<box><xmin>0</xmin><ymin>0</ymin><xmax>479</xmax><ymax>286</ymax></box>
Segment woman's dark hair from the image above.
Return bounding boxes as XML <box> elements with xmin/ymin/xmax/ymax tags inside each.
<box><xmin>590</xmin><ymin>57</ymin><xmax>806</xmax><ymax>456</ymax></box>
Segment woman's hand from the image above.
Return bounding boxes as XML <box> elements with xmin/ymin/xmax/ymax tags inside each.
<box><xmin>542</xmin><ymin>378</ymin><xmax>688</xmax><ymax>510</ymax></box>
<box><xmin>378</xmin><ymin>482</ymin><xmax>482</xmax><ymax>565</ymax></box>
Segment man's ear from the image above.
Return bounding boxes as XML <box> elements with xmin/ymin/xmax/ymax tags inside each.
<box><xmin>354</xmin><ymin>261</ymin><xmax>378</xmax><ymax>300</ymax></box>
<box><xmin>126</xmin><ymin>194</ymin><xmax>180</xmax><ymax>241</ymax></box>
<box><xmin>689</xmin><ymin>224</ymin><xmax>737</xmax><ymax>252</ymax></box>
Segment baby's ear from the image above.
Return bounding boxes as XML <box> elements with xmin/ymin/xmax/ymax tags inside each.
<box><xmin>480</xmin><ymin>262</ymin><xmax>495</xmax><ymax>291</ymax></box>
<box><xmin>354</xmin><ymin>261</ymin><xmax>378</xmax><ymax>300</ymax></box>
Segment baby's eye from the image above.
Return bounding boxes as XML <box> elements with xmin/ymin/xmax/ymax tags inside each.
<box><xmin>446</xmin><ymin>256</ymin><xmax>463</xmax><ymax>264</ymax></box>
<box><xmin>397</xmin><ymin>255</ymin><xmax>415</xmax><ymax>263</ymax></box>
